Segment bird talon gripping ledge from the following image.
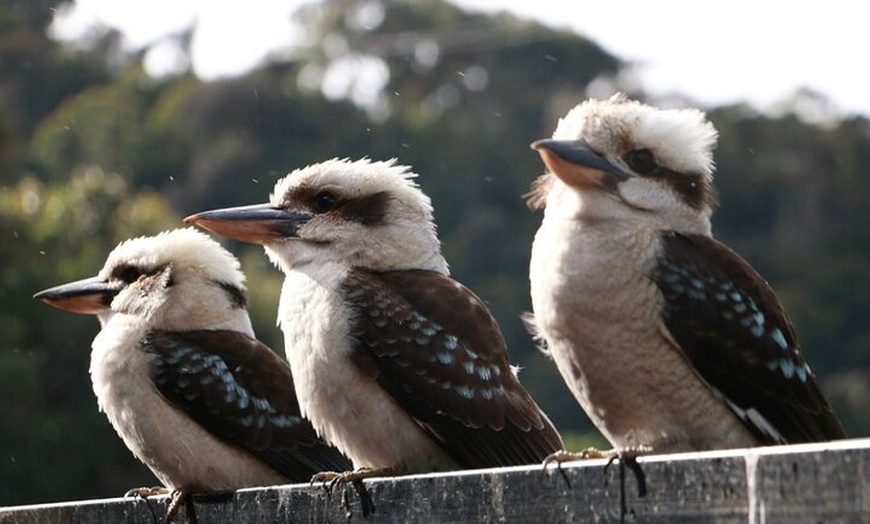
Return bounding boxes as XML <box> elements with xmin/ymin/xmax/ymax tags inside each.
<box><xmin>526</xmin><ymin>94</ymin><xmax>846</xmax><ymax>461</ymax></box>
<box><xmin>309</xmin><ymin>470</ymin><xmax>353</xmax><ymax>492</ymax></box>
<box><xmin>311</xmin><ymin>468</ymin><xmax>380</xmax><ymax>516</ymax></box>
<box><xmin>124</xmin><ymin>486</ymin><xmax>171</xmax><ymax>499</ymax></box>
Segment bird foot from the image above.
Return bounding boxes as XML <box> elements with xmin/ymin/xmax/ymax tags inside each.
<box><xmin>602</xmin><ymin>446</ymin><xmax>651</xmax><ymax>498</ymax></box>
<box><xmin>124</xmin><ymin>485</ymin><xmax>171</xmax><ymax>499</ymax></box>
<box><xmin>542</xmin><ymin>446</ymin><xmax>650</xmax><ymax>500</ymax></box>
<box><xmin>310</xmin><ymin>466</ymin><xmax>401</xmax><ymax>493</ymax></box>
<box><xmin>542</xmin><ymin>447</ymin><xmax>610</xmax><ymax>470</ymax></box>
<box><xmin>311</xmin><ymin>467</ymin><xmax>402</xmax><ymax>518</ymax></box>
<box><xmin>123</xmin><ymin>486</ymin><xmax>196</xmax><ymax>523</ymax></box>
<box><xmin>542</xmin><ymin>447</ymin><xmax>616</xmax><ymax>489</ymax></box>
<box><xmin>542</xmin><ymin>444</ymin><xmax>653</xmax><ymax>466</ymax></box>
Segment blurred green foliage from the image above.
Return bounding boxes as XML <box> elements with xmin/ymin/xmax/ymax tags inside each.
<box><xmin>0</xmin><ymin>168</ymin><xmax>179</xmax><ymax>503</ymax></box>
<box><xmin>1</xmin><ymin>0</ymin><xmax>868</xmax><ymax>506</ymax></box>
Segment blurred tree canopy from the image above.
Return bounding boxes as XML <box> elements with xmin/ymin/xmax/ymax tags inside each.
<box><xmin>1</xmin><ymin>0</ymin><xmax>868</xmax><ymax>506</ymax></box>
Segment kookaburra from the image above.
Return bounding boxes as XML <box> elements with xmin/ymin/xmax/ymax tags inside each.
<box><xmin>527</xmin><ymin>94</ymin><xmax>845</xmax><ymax>455</ymax></box>
<box><xmin>185</xmin><ymin>158</ymin><xmax>564</xmax><ymax>482</ymax></box>
<box><xmin>33</xmin><ymin>228</ymin><xmax>350</xmax><ymax>517</ymax></box>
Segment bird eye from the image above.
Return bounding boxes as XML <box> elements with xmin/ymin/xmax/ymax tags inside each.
<box><xmin>626</xmin><ymin>149</ymin><xmax>658</xmax><ymax>175</ymax></box>
<box><xmin>313</xmin><ymin>191</ymin><xmax>339</xmax><ymax>213</ymax></box>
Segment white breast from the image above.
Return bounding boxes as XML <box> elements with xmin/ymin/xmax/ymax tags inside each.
<box><xmin>530</xmin><ymin>215</ymin><xmax>757</xmax><ymax>452</ymax></box>
<box><xmin>90</xmin><ymin>316</ymin><xmax>287</xmax><ymax>491</ymax></box>
<box><xmin>278</xmin><ymin>264</ymin><xmax>458</xmax><ymax>472</ymax></box>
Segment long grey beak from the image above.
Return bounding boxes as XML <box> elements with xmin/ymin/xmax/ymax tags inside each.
<box><xmin>531</xmin><ymin>139</ymin><xmax>628</xmax><ymax>189</ymax></box>
<box><xmin>184</xmin><ymin>204</ymin><xmax>313</xmax><ymax>245</ymax></box>
<box><xmin>33</xmin><ymin>276</ymin><xmax>118</xmax><ymax>315</ymax></box>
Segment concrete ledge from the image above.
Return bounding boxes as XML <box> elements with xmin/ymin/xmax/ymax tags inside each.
<box><xmin>2</xmin><ymin>439</ymin><xmax>869</xmax><ymax>523</ymax></box>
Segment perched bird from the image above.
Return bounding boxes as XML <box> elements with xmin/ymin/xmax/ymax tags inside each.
<box><xmin>33</xmin><ymin>228</ymin><xmax>351</xmax><ymax>518</ymax></box>
<box><xmin>526</xmin><ymin>94</ymin><xmax>846</xmax><ymax>458</ymax></box>
<box><xmin>185</xmin><ymin>158</ymin><xmax>564</xmax><ymax>483</ymax></box>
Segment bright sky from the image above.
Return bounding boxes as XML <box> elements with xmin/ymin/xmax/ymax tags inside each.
<box><xmin>52</xmin><ymin>0</ymin><xmax>870</xmax><ymax>118</ymax></box>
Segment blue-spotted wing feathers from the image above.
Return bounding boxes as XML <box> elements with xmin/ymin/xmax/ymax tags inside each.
<box><xmin>142</xmin><ymin>330</ymin><xmax>351</xmax><ymax>480</ymax></box>
<box><xmin>653</xmin><ymin>233</ymin><xmax>845</xmax><ymax>443</ymax></box>
<box><xmin>343</xmin><ymin>269</ymin><xmax>564</xmax><ymax>468</ymax></box>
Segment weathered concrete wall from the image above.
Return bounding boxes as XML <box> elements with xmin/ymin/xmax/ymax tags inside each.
<box><xmin>2</xmin><ymin>439</ymin><xmax>869</xmax><ymax>523</ymax></box>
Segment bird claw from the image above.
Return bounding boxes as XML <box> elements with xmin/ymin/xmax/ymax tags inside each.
<box><xmin>310</xmin><ymin>469</ymin><xmax>361</xmax><ymax>493</ymax></box>
<box><xmin>122</xmin><ymin>487</ymin><xmax>198</xmax><ymax>524</ymax></box>
<box><xmin>600</xmin><ymin>446</ymin><xmax>651</xmax><ymax>495</ymax></box>
<box><xmin>542</xmin><ymin>447</ymin><xmax>610</xmax><ymax>471</ymax></box>
<box><xmin>542</xmin><ymin>446</ymin><xmax>650</xmax><ymax>523</ymax></box>
<box><xmin>607</xmin><ymin>445</ymin><xmax>653</xmax><ymax>460</ymax></box>
<box><xmin>310</xmin><ymin>466</ymin><xmax>401</xmax><ymax>492</ymax></box>
<box><xmin>602</xmin><ymin>445</ymin><xmax>651</xmax><ymax>497</ymax></box>
<box><xmin>310</xmin><ymin>467</ymin><xmax>399</xmax><ymax>517</ymax></box>
<box><xmin>542</xmin><ymin>445</ymin><xmax>650</xmax><ymax>506</ymax></box>
<box><xmin>124</xmin><ymin>486</ymin><xmax>171</xmax><ymax>499</ymax></box>
<box><xmin>542</xmin><ymin>447</ymin><xmax>614</xmax><ymax>489</ymax></box>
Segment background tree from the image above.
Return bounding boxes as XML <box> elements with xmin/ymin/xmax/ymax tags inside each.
<box><xmin>0</xmin><ymin>168</ymin><xmax>177</xmax><ymax>503</ymax></box>
<box><xmin>1</xmin><ymin>0</ymin><xmax>868</xmax><ymax>505</ymax></box>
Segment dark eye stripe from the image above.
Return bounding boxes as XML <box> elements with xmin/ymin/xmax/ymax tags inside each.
<box><xmin>657</xmin><ymin>169</ymin><xmax>717</xmax><ymax>211</ymax></box>
<box><xmin>291</xmin><ymin>185</ymin><xmax>391</xmax><ymax>226</ymax></box>
<box><xmin>336</xmin><ymin>191</ymin><xmax>390</xmax><ymax>226</ymax></box>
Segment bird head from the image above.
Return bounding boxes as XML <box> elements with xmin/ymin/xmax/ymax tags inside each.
<box><xmin>34</xmin><ymin>228</ymin><xmax>251</xmax><ymax>333</ymax></box>
<box><xmin>185</xmin><ymin>158</ymin><xmax>449</xmax><ymax>275</ymax></box>
<box><xmin>530</xmin><ymin>94</ymin><xmax>718</xmax><ymax>235</ymax></box>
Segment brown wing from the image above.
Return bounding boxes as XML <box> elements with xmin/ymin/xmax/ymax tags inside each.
<box><xmin>342</xmin><ymin>269</ymin><xmax>564</xmax><ymax>468</ymax></box>
<box><xmin>143</xmin><ymin>329</ymin><xmax>351</xmax><ymax>480</ymax></box>
<box><xmin>653</xmin><ymin>233</ymin><xmax>846</xmax><ymax>443</ymax></box>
